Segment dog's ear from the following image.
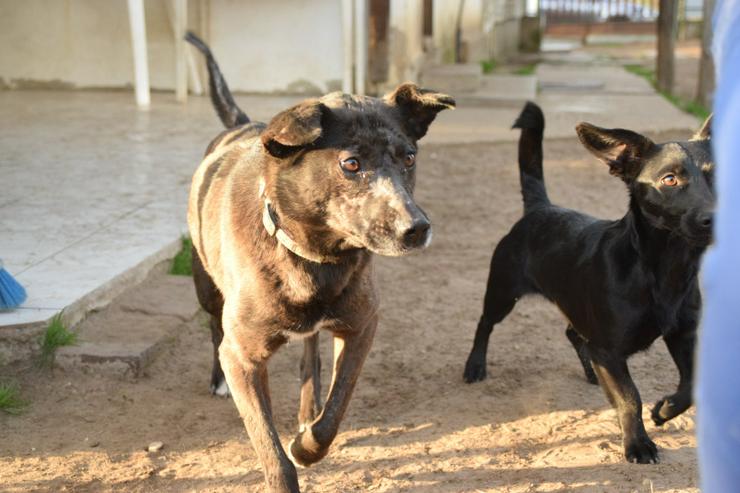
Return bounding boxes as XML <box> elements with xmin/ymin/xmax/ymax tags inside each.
<box><xmin>261</xmin><ymin>100</ymin><xmax>325</xmax><ymax>157</ymax></box>
<box><xmin>385</xmin><ymin>82</ymin><xmax>455</xmax><ymax>140</ymax></box>
<box><xmin>691</xmin><ymin>113</ymin><xmax>712</xmax><ymax>141</ymax></box>
<box><xmin>576</xmin><ymin>123</ymin><xmax>656</xmax><ymax>179</ymax></box>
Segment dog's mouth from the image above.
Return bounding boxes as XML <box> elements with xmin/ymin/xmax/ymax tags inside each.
<box><xmin>683</xmin><ymin>230</ymin><xmax>713</xmax><ymax>247</ymax></box>
<box><xmin>341</xmin><ymin>226</ymin><xmax>433</xmax><ymax>257</ymax></box>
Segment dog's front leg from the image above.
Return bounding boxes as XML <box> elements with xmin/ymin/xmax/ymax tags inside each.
<box><xmin>652</xmin><ymin>328</ymin><xmax>695</xmax><ymax>425</ymax></box>
<box><xmin>219</xmin><ymin>336</ymin><xmax>299</xmax><ymax>493</ymax></box>
<box><xmin>288</xmin><ymin>316</ymin><xmax>378</xmax><ymax>467</ymax></box>
<box><xmin>590</xmin><ymin>350</ymin><xmax>658</xmax><ymax>464</ymax></box>
<box><xmin>298</xmin><ymin>333</ymin><xmax>322</xmax><ymax>427</ymax></box>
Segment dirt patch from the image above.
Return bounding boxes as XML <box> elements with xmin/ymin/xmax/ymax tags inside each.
<box><xmin>0</xmin><ymin>134</ymin><xmax>698</xmax><ymax>492</ymax></box>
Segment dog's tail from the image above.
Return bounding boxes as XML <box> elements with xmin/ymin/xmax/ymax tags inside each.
<box><xmin>512</xmin><ymin>101</ymin><xmax>549</xmax><ymax>213</ymax></box>
<box><xmin>185</xmin><ymin>31</ymin><xmax>250</xmax><ymax>129</ymax></box>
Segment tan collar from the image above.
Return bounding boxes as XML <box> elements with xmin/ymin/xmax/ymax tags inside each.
<box><xmin>259</xmin><ymin>179</ymin><xmax>338</xmax><ymax>264</ymax></box>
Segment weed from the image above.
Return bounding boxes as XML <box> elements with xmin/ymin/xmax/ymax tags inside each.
<box><xmin>624</xmin><ymin>64</ymin><xmax>710</xmax><ymax>120</ymax></box>
<box><xmin>513</xmin><ymin>63</ymin><xmax>537</xmax><ymax>76</ymax></box>
<box><xmin>170</xmin><ymin>236</ymin><xmax>193</xmax><ymax>276</ymax></box>
<box><xmin>481</xmin><ymin>59</ymin><xmax>497</xmax><ymax>74</ymax></box>
<box><xmin>0</xmin><ymin>381</ymin><xmax>26</xmax><ymax>415</ymax></box>
<box><xmin>38</xmin><ymin>314</ymin><xmax>77</xmax><ymax>368</ymax></box>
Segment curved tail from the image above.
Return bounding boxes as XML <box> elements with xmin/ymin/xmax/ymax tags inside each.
<box><xmin>185</xmin><ymin>31</ymin><xmax>249</xmax><ymax>129</ymax></box>
<box><xmin>512</xmin><ymin>102</ymin><xmax>549</xmax><ymax>212</ymax></box>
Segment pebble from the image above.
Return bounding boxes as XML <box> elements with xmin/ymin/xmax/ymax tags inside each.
<box><xmin>147</xmin><ymin>441</ymin><xmax>164</xmax><ymax>453</ymax></box>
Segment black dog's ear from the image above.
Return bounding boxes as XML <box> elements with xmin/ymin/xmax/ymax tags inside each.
<box><xmin>691</xmin><ymin>113</ymin><xmax>712</xmax><ymax>141</ymax></box>
<box><xmin>261</xmin><ymin>100</ymin><xmax>325</xmax><ymax>157</ymax></box>
<box><xmin>576</xmin><ymin>123</ymin><xmax>656</xmax><ymax>179</ymax></box>
<box><xmin>385</xmin><ymin>82</ymin><xmax>455</xmax><ymax>140</ymax></box>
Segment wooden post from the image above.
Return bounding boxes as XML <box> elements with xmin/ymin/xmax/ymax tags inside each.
<box><xmin>696</xmin><ymin>0</ymin><xmax>715</xmax><ymax>107</ymax></box>
<box><xmin>656</xmin><ymin>0</ymin><xmax>677</xmax><ymax>93</ymax></box>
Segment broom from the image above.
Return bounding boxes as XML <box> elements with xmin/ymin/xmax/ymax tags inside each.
<box><xmin>0</xmin><ymin>259</ymin><xmax>26</xmax><ymax>310</ymax></box>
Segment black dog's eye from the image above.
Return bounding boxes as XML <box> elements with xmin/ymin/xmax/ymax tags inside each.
<box><xmin>661</xmin><ymin>174</ymin><xmax>678</xmax><ymax>187</ymax></box>
<box><xmin>404</xmin><ymin>153</ymin><xmax>416</xmax><ymax>168</ymax></box>
<box><xmin>340</xmin><ymin>157</ymin><xmax>360</xmax><ymax>173</ymax></box>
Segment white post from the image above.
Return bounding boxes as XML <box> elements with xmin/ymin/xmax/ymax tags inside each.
<box><xmin>354</xmin><ymin>0</ymin><xmax>368</xmax><ymax>95</ymax></box>
<box><xmin>127</xmin><ymin>0</ymin><xmax>150</xmax><ymax>108</ymax></box>
<box><xmin>341</xmin><ymin>0</ymin><xmax>354</xmax><ymax>93</ymax></box>
<box><xmin>173</xmin><ymin>0</ymin><xmax>187</xmax><ymax>102</ymax></box>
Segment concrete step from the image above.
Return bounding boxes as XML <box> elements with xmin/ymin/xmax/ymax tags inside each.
<box><xmin>454</xmin><ymin>74</ymin><xmax>537</xmax><ymax>107</ymax></box>
<box><xmin>56</xmin><ymin>266</ymin><xmax>200</xmax><ymax>377</ymax></box>
<box><xmin>420</xmin><ymin>63</ymin><xmax>483</xmax><ymax>94</ymax></box>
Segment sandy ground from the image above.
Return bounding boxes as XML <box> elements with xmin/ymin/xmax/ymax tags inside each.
<box><xmin>1</xmin><ymin>133</ymin><xmax>700</xmax><ymax>492</ymax></box>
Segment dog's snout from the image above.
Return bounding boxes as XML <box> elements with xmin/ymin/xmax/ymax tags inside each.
<box><xmin>402</xmin><ymin>218</ymin><xmax>431</xmax><ymax>248</ymax></box>
<box><xmin>698</xmin><ymin>212</ymin><xmax>713</xmax><ymax>229</ymax></box>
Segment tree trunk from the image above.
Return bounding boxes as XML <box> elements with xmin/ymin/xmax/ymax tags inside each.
<box><xmin>656</xmin><ymin>0</ymin><xmax>678</xmax><ymax>93</ymax></box>
<box><xmin>696</xmin><ymin>0</ymin><xmax>715</xmax><ymax>107</ymax></box>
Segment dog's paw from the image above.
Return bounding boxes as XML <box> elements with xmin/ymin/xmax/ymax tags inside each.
<box><xmin>624</xmin><ymin>436</ymin><xmax>659</xmax><ymax>464</ymax></box>
<box><xmin>651</xmin><ymin>394</ymin><xmax>691</xmax><ymax>426</ymax></box>
<box><xmin>210</xmin><ymin>379</ymin><xmax>231</xmax><ymax>398</ymax></box>
<box><xmin>287</xmin><ymin>427</ymin><xmax>329</xmax><ymax>468</ymax></box>
<box><xmin>463</xmin><ymin>357</ymin><xmax>487</xmax><ymax>383</ymax></box>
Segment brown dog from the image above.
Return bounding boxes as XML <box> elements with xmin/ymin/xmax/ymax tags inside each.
<box><xmin>186</xmin><ymin>33</ymin><xmax>454</xmax><ymax>492</ymax></box>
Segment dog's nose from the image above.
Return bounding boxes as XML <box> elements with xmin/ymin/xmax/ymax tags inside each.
<box><xmin>402</xmin><ymin>218</ymin><xmax>431</xmax><ymax>248</ymax></box>
<box><xmin>698</xmin><ymin>212</ymin><xmax>713</xmax><ymax>230</ymax></box>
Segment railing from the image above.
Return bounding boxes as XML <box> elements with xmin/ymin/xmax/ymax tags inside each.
<box><xmin>541</xmin><ymin>0</ymin><xmax>660</xmax><ymax>24</ymax></box>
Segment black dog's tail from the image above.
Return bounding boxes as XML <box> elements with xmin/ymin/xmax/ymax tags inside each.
<box><xmin>512</xmin><ymin>101</ymin><xmax>549</xmax><ymax>213</ymax></box>
<box><xmin>185</xmin><ymin>31</ymin><xmax>249</xmax><ymax>129</ymax></box>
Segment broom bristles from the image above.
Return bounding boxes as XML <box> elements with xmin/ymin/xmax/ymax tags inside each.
<box><xmin>0</xmin><ymin>261</ymin><xmax>27</xmax><ymax>310</ymax></box>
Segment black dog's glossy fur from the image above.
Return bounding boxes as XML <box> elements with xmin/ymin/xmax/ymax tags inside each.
<box><xmin>464</xmin><ymin>103</ymin><xmax>713</xmax><ymax>464</ymax></box>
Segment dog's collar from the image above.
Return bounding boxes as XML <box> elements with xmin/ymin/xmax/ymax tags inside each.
<box><xmin>259</xmin><ymin>179</ymin><xmax>339</xmax><ymax>264</ymax></box>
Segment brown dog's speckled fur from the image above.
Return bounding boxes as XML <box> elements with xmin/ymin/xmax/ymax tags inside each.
<box><xmin>186</xmin><ymin>32</ymin><xmax>453</xmax><ymax>493</ymax></box>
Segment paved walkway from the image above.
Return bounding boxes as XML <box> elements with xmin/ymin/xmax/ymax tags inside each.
<box><xmin>0</xmin><ymin>48</ymin><xmax>701</xmax><ymax>343</ymax></box>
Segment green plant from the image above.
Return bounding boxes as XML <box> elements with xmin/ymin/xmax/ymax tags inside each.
<box><xmin>513</xmin><ymin>63</ymin><xmax>537</xmax><ymax>76</ymax></box>
<box><xmin>170</xmin><ymin>236</ymin><xmax>193</xmax><ymax>276</ymax></box>
<box><xmin>624</xmin><ymin>64</ymin><xmax>710</xmax><ymax>120</ymax></box>
<box><xmin>0</xmin><ymin>381</ymin><xmax>26</xmax><ymax>415</ymax></box>
<box><xmin>481</xmin><ymin>59</ymin><xmax>497</xmax><ymax>74</ymax></box>
<box><xmin>38</xmin><ymin>314</ymin><xmax>77</xmax><ymax>368</ymax></box>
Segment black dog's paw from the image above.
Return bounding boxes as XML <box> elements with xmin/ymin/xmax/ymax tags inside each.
<box><xmin>463</xmin><ymin>356</ymin><xmax>487</xmax><ymax>383</ymax></box>
<box><xmin>624</xmin><ymin>436</ymin><xmax>659</xmax><ymax>464</ymax></box>
<box><xmin>651</xmin><ymin>396</ymin><xmax>690</xmax><ymax>426</ymax></box>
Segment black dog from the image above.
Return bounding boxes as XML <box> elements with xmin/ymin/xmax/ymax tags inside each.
<box><xmin>464</xmin><ymin>102</ymin><xmax>713</xmax><ymax>464</ymax></box>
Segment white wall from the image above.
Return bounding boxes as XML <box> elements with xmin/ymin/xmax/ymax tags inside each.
<box><xmin>0</xmin><ymin>0</ymin><xmax>344</xmax><ymax>95</ymax></box>
<box><xmin>208</xmin><ymin>0</ymin><xmax>344</xmax><ymax>94</ymax></box>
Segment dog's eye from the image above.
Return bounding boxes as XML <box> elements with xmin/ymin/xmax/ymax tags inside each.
<box><xmin>340</xmin><ymin>157</ymin><xmax>360</xmax><ymax>173</ymax></box>
<box><xmin>661</xmin><ymin>174</ymin><xmax>678</xmax><ymax>187</ymax></box>
<box><xmin>404</xmin><ymin>153</ymin><xmax>416</xmax><ymax>168</ymax></box>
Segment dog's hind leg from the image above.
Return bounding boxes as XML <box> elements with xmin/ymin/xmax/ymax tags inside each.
<box><xmin>464</xmin><ymin>238</ymin><xmax>523</xmax><ymax>383</ymax></box>
<box><xmin>565</xmin><ymin>325</ymin><xmax>598</xmax><ymax>385</ymax></box>
<box><xmin>589</xmin><ymin>349</ymin><xmax>658</xmax><ymax>464</ymax></box>
<box><xmin>298</xmin><ymin>333</ymin><xmax>322</xmax><ymax>428</ymax></box>
<box><xmin>288</xmin><ymin>316</ymin><xmax>377</xmax><ymax>468</ymax></box>
<box><xmin>191</xmin><ymin>247</ymin><xmax>229</xmax><ymax>396</ymax></box>
<box><xmin>651</xmin><ymin>328</ymin><xmax>695</xmax><ymax>426</ymax></box>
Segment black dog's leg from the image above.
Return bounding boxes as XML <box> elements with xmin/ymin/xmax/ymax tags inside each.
<box><xmin>464</xmin><ymin>240</ymin><xmax>523</xmax><ymax>383</ymax></box>
<box><xmin>651</xmin><ymin>329</ymin><xmax>695</xmax><ymax>425</ymax></box>
<box><xmin>565</xmin><ymin>325</ymin><xmax>598</xmax><ymax>385</ymax></box>
<box><xmin>298</xmin><ymin>333</ymin><xmax>322</xmax><ymax>428</ymax></box>
<box><xmin>191</xmin><ymin>246</ymin><xmax>228</xmax><ymax>396</ymax></box>
<box><xmin>590</xmin><ymin>350</ymin><xmax>658</xmax><ymax>464</ymax></box>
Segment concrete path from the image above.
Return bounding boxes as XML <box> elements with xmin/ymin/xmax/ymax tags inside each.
<box><xmin>0</xmin><ymin>48</ymin><xmax>702</xmax><ymax>366</ymax></box>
